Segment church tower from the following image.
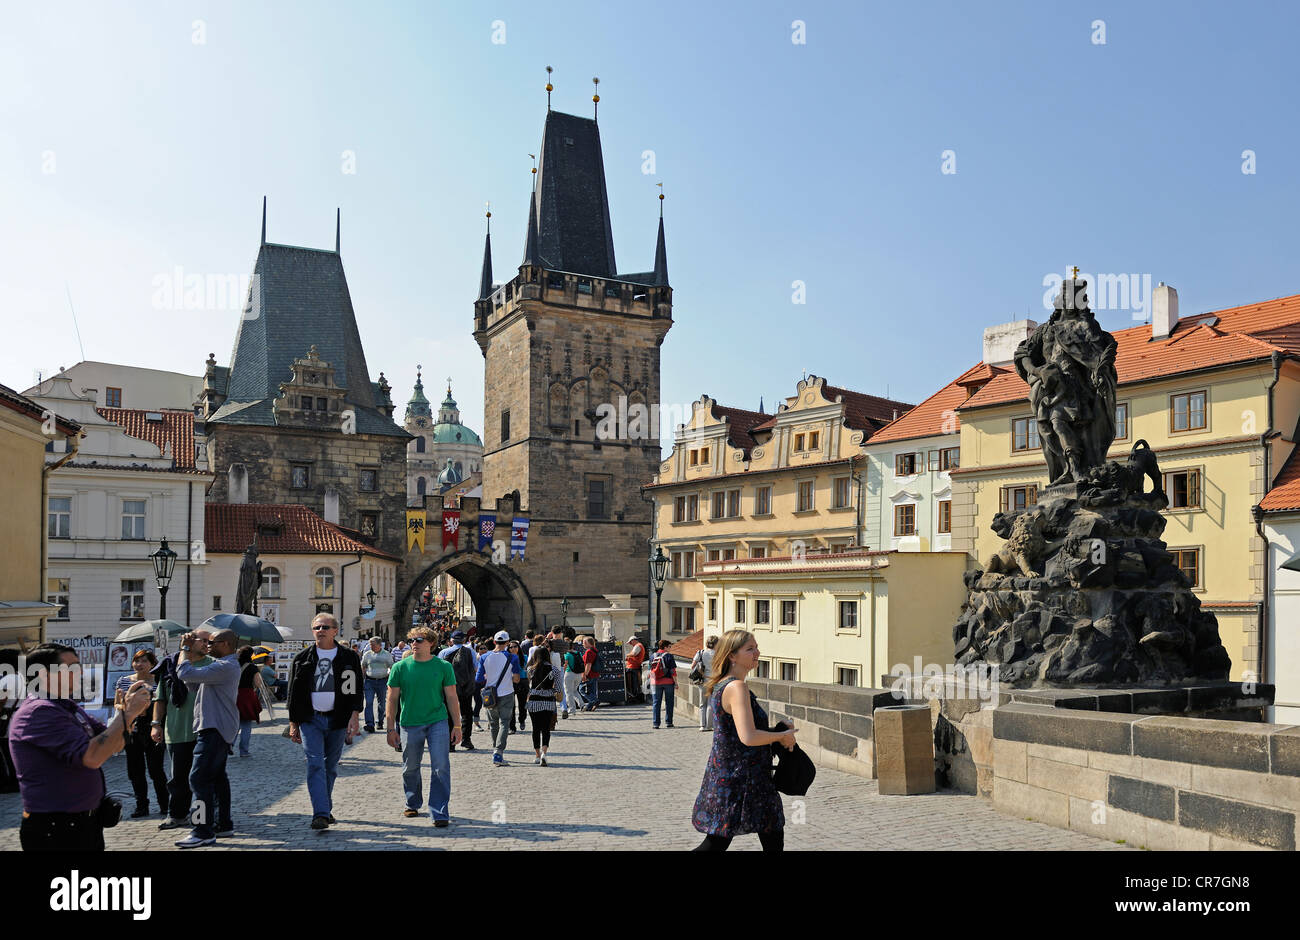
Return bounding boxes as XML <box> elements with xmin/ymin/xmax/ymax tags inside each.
<box><xmin>475</xmin><ymin>93</ymin><xmax>673</xmax><ymax>627</ymax></box>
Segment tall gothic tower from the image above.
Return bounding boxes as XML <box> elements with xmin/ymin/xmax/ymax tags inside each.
<box><xmin>474</xmin><ymin>105</ymin><xmax>672</xmax><ymax>626</ymax></box>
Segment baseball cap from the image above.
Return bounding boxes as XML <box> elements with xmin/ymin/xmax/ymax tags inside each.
<box><xmin>451</xmin><ymin>630</ymin><xmax>466</xmax><ymax>641</ymax></box>
<box><xmin>494</xmin><ymin>630</ymin><xmax>510</xmax><ymax>642</ymax></box>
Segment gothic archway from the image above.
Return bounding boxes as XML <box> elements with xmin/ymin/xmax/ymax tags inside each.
<box><xmin>398</xmin><ymin>550</ymin><xmax>537</xmax><ymax>639</ymax></box>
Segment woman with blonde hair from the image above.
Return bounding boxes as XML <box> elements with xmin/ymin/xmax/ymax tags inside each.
<box><xmin>691</xmin><ymin>630</ymin><xmax>796</xmax><ymax>851</ymax></box>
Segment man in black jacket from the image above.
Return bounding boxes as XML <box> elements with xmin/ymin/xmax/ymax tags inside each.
<box><xmin>287</xmin><ymin>614</ymin><xmax>363</xmax><ymax>831</ymax></box>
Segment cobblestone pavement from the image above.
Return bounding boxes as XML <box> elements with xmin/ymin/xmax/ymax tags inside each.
<box><xmin>0</xmin><ymin>704</ymin><xmax>1130</xmax><ymax>850</ymax></box>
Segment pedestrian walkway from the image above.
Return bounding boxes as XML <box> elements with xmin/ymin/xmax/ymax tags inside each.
<box><xmin>0</xmin><ymin>704</ymin><xmax>1130</xmax><ymax>850</ymax></box>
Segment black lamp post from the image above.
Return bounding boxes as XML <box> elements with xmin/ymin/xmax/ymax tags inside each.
<box><xmin>363</xmin><ymin>587</ymin><xmax>377</xmax><ymax>614</ymax></box>
<box><xmin>150</xmin><ymin>538</ymin><xmax>178</xmax><ymax>621</ymax></box>
<box><xmin>650</xmin><ymin>546</ymin><xmax>669</xmax><ymax>648</ymax></box>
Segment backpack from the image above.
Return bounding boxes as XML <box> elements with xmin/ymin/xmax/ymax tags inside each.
<box><xmin>651</xmin><ymin>652</ymin><xmax>675</xmax><ymax>682</ymax></box>
<box><xmin>449</xmin><ymin>646</ymin><xmax>475</xmax><ymax>694</ymax></box>
<box><xmin>565</xmin><ymin>651</ymin><xmax>583</xmax><ymax>673</ymax></box>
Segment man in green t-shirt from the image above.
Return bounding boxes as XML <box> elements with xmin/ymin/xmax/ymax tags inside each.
<box><xmin>386</xmin><ymin>626</ymin><xmax>461</xmax><ymax>827</ymax></box>
<box><xmin>150</xmin><ymin>629</ymin><xmax>212</xmax><ymax>831</ymax></box>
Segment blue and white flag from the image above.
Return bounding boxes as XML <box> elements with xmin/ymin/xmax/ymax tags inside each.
<box><xmin>510</xmin><ymin>517</ymin><xmax>529</xmax><ymax>560</ymax></box>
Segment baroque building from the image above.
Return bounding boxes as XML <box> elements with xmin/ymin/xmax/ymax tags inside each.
<box><xmin>404</xmin><ymin>371</ymin><xmax>483</xmax><ymax>501</ymax></box>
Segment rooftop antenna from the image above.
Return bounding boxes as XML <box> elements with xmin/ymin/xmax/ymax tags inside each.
<box><xmin>261</xmin><ymin>196</ymin><xmax>267</xmax><ymax>245</ymax></box>
<box><xmin>335</xmin><ymin>208</ymin><xmax>340</xmax><ymax>253</ymax></box>
<box><xmin>528</xmin><ymin>154</ymin><xmax>537</xmax><ymax>191</ymax></box>
<box><xmin>592</xmin><ymin>76</ymin><xmax>600</xmax><ymax>121</ymax></box>
<box><xmin>64</xmin><ymin>284</ymin><xmax>86</xmax><ymax>362</ymax></box>
<box><xmin>545</xmin><ymin>66</ymin><xmax>553</xmax><ymax>111</ymax></box>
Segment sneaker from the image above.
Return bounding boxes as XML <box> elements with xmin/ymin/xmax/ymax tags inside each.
<box><xmin>561</xmin><ymin>711</ymin><xmax>569</xmax><ymax>719</ymax></box>
<box><xmin>652</xmin><ymin>725</ymin><xmax>660</xmax><ymax>729</ymax></box>
<box><xmin>492</xmin><ymin>753</ymin><xmax>509</xmax><ymax>767</ymax></box>
<box><xmin>310</xmin><ymin>815</ymin><xmax>330</xmax><ymax>830</ymax></box>
<box><xmin>540</xmin><ymin>756</ymin><xmax>548</xmax><ymax>767</ymax></box>
<box><xmin>403</xmin><ymin>808</ymin><xmax>419</xmax><ymax>818</ymax></box>
<box><xmin>434</xmin><ymin>819</ymin><xmax>450</xmax><ymax>828</ymax></box>
<box><xmin>534</xmin><ymin>756</ymin><xmax>542</xmax><ymax>765</ymax></box>
<box><xmin>461</xmin><ymin>742</ymin><xmax>476</xmax><ymax>751</ymax></box>
<box><xmin>328</xmin><ymin>814</ymin><xmax>337</xmax><ymax>825</ymax></box>
<box><xmin>364</xmin><ymin>724</ymin><xmax>375</xmax><ymax>733</ymax></box>
<box><xmin>699</xmin><ymin>727</ymin><xmax>711</xmax><ymax>732</ymax></box>
<box><xmin>666</xmin><ymin>724</ymin><xmax>674</xmax><ymax>728</ymax></box>
<box><xmin>473</xmin><ymin>720</ymin><xmax>483</xmax><ymax>731</ymax></box>
<box><xmin>175</xmin><ymin>834</ymin><xmax>216</xmax><ymax>849</ymax></box>
<box><xmin>158</xmin><ymin>817</ymin><xmax>187</xmax><ymax>831</ymax></box>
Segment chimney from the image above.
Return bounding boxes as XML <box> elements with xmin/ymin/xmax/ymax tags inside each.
<box><xmin>324</xmin><ymin>487</ymin><xmax>340</xmax><ymax>524</ymax></box>
<box><xmin>982</xmin><ymin>319</ymin><xmax>1038</xmax><ymax>367</ymax></box>
<box><xmin>1152</xmin><ymin>282</ymin><xmax>1178</xmax><ymax>340</ymax></box>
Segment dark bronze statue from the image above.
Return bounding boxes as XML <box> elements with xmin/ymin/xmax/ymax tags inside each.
<box><xmin>235</xmin><ymin>542</ymin><xmax>263</xmax><ymax>615</ymax></box>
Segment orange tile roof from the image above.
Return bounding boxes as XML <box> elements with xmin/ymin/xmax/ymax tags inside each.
<box><xmin>1261</xmin><ymin>446</ymin><xmax>1300</xmax><ymax>512</ymax></box>
<box><xmin>205</xmin><ymin>503</ymin><xmax>400</xmax><ymax>559</ymax></box>
<box><xmin>97</xmin><ymin>407</ymin><xmax>196</xmax><ymax>468</ymax></box>
<box><xmin>665</xmin><ymin>628</ymin><xmax>703</xmax><ymax>660</ymax></box>
<box><xmin>868</xmin><ymin>366</ymin><xmax>980</xmax><ymax>445</ymax></box>
<box><xmin>958</xmin><ymin>293</ymin><xmax>1300</xmax><ymax>412</ymax></box>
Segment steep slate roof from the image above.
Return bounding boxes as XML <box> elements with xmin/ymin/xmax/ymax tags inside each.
<box><xmin>205</xmin><ymin>503</ymin><xmax>399</xmax><ymax>559</ymax></box>
<box><xmin>959</xmin><ymin>292</ymin><xmax>1300</xmax><ymax>412</ymax></box>
<box><xmin>532</xmin><ymin>111</ymin><xmax>617</xmax><ymax>277</ymax></box>
<box><xmin>97</xmin><ymin>407</ymin><xmax>196</xmax><ymax>468</ymax></box>
<box><xmin>211</xmin><ymin>243</ymin><xmax>406</xmax><ymax>438</ymax></box>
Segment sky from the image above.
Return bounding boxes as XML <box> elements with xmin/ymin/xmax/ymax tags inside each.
<box><xmin>3</xmin><ymin>0</ymin><xmax>1299</xmax><ymax>444</ymax></box>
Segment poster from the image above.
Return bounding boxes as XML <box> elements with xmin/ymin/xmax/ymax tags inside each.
<box><xmin>105</xmin><ymin>641</ymin><xmax>155</xmax><ymax>705</ymax></box>
<box><xmin>65</xmin><ymin>636</ymin><xmax>108</xmax><ymax>704</ymax></box>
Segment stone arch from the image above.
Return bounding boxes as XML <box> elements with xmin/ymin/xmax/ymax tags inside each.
<box><xmin>549</xmin><ymin>382</ymin><xmax>568</xmax><ymax>427</ymax></box>
<box><xmin>416</xmin><ymin>477</ymin><xmax>426</xmax><ymax>495</ymax></box>
<box><xmin>399</xmin><ymin>550</ymin><xmax>537</xmax><ymax>639</ymax></box>
<box><xmin>570</xmin><ymin>380</ymin><xmax>588</xmax><ymax>433</ymax></box>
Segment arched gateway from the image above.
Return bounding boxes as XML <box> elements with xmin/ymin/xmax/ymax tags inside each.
<box><xmin>399</xmin><ymin>548</ymin><xmax>536</xmax><ymax>639</ymax></box>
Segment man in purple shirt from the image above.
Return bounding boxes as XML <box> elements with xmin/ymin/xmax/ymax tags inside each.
<box><xmin>9</xmin><ymin>643</ymin><xmax>152</xmax><ymax>851</ymax></box>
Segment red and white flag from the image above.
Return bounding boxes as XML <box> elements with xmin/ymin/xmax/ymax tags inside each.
<box><xmin>442</xmin><ymin>509</ymin><xmax>461</xmax><ymax>550</ymax></box>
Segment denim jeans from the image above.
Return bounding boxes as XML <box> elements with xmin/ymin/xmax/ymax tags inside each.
<box><xmin>580</xmin><ymin>676</ymin><xmax>600</xmax><ymax>708</ymax></box>
<box><xmin>188</xmin><ymin>728</ymin><xmax>231</xmax><ymax>838</ymax></box>
<box><xmin>165</xmin><ymin>740</ymin><xmax>196</xmax><ymax>822</ymax></box>
<box><xmin>653</xmin><ymin>684</ymin><xmax>675</xmax><ymax>727</ymax></box>
<box><xmin>486</xmin><ymin>692</ymin><xmax>514</xmax><ymax>754</ymax></box>
<box><xmin>364</xmin><ymin>678</ymin><xmax>388</xmax><ymax>727</ymax></box>
<box><xmin>238</xmin><ymin>720</ymin><xmax>254</xmax><ymax>756</ymax></box>
<box><xmin>401</xmin><ymin>722</ymin><xmax>451</xmax><ymax>820</ymax></box>
<box><xmin>299</xmin><ymin>713</ymin><xmax>347</xmax><ymax>818</ymax></box>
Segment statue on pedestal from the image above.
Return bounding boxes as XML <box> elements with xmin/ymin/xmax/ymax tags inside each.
<box><xmin>235</xmin><ymin>543</ymin><xmax>263</xmax><ymax>616</ymax></box>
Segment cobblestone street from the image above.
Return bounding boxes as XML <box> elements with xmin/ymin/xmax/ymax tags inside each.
<box><xmin>0</xmin><ymin>704</ymin><xmax>1130</xmax><ymax>851</ymax></box>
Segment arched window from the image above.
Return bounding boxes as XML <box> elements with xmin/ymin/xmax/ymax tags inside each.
<box><xmin>415</xmin><ymin>437</ymin><xmax>425</xmax><ymax>453</ymax></box>
<box><xmin>314</xmin><ymin>567</ymin><xmax>335</xmax><ymax>598</ymax></box>
<box><xmin>416</xmin><ymin>477</ymin><xmax>426</xmax><ymax>495</ymax></box>
<box><xmin>261</xmin><ymin>567</ymin><xmax>281</xmax><ymax>598</ymax></box>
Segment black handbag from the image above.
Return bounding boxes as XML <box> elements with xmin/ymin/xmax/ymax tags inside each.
<box><xmin>97</xmin><ymin>771</ymin><xmax>121</xmax><ymax>829</ymax></box>
<box><xmin>769</xmin><ymin>721</ymin><xmax>816</xmax><ymax>796</ymax></box>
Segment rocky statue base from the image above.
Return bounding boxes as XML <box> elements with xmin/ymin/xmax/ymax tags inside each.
<box><xmin>954</xmin><ymin>445</ymin><xmax>1232</xmax><ymax>686</ymax></box>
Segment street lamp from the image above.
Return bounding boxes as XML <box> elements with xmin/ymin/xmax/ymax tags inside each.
<box><xmin>150</xmin><ymin>538</ymin><xmax>178</xmax><ymax>621</ymax></box>
<box><xmin>366</xmin><ymin>587</ymin><xmax>377</xmax><ymax>611</ymax></box>
<box><xmin>650</xmin><ymin>546</ymin><xmax>669</xmax><ymax>648</ymax></box>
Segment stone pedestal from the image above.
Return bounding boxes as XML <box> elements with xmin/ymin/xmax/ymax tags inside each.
<box><xmin>586</xmin><ymin>595</ymin><xmax>637</xmax><ymax>644</ymax></box>
<box><xmin>874</xmin><ymin>705</ymin><xmax>936</xmax><ymax>795</ymax></box>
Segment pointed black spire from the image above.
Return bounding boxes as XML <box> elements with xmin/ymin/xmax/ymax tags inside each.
<box><xmin>530</xmin><ymin>110</ymin><xmax>616</xmax><ymax>276</ymax></box>
<box><xmin>651</xmin><ymin>212</ymin><xmax>668</xmax><ymax>288</ymax></box>
<box><xmin>261</xmin><ymin>196</ymin><xmax>267</xmax><ymax>245</ymax></box>
<box><xmin>759</xmin><ymin>396</ymin><xmax>765</xmax><ymax>414</ymax></box>
<box><xmin>479</xmin><ymin>211</ymin><xmax>494</xmax><ymax>300</ymax></box>
<box><xmin>335</xmin><ymin>208</ymin><xmax>340</xmax><ymax>254</ymax></box>
<box><xmin>521</xmin><ymin>191</ymin><xmax>540</xmax><ymax>267</ymax></box>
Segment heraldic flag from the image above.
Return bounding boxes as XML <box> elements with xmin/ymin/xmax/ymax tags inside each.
<box><xmin>405</xmin><ymin>510</ymin><xmax>426</xmax><ymax>553</ymax></box>
<box><xmin>510</xmin><ymin>516</ymin><xmax>529</xmax><ymax>560</ymax></box>
<box><xmin>442</xmin><ymin>509</ymin><xmax>461</xmax><ymax>550</ymax></box>
<box><xmin>478</xmin><ymin>512</ymin><xmax>496</xmax><ymax>552</ymax></box>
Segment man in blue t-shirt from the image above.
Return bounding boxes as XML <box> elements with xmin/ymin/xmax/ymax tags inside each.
<box><xmin>474</xmin><ymin>631</ymin><xmax>519</xmax><ymax>767</ymax></box>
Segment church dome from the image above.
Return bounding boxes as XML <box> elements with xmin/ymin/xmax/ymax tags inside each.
<box><xmin>430</xmin><ymin>380</ymin><xmax>483</xmax><ymax>445</ymax></box>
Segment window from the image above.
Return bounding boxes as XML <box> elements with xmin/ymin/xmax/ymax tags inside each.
<box><xmin>833</xmin><ymin>476</ymin><xmax>852</xmax><ymax>508</ymax></box>
<box><xmin>314</xmin><ymin>567</ymin><xmax>335</xmax><ymax>598</ymax></box>
<box><xmin>671</xmin><ymin>606</ymin><xmax>696</xmax><ymax>633</ymax></box>
<box><xmin>836</xmin><ymin>667</ymin><xmax>859</xmax><ymax>687</ymax></box>
<box><xmin>754</xmin><ymin>660</ymin><xmax>771</xmax><ymax>678</ymax></box>
<box><xmin>301</xmin><ymin>395</ymin><xmax>314</xmax><ymax>411</ymax></box>
<box><xmin>808</xmin><ymin>431</ymin><xmax>820</xmax><ymax>450</ymax></box>
<box><xmin>574</xmin><ymin>420</ymin><xmax>581</xmax><ymax>436</ymax></box>
<box><xmin>754</xmin><ymin>485</ymin><xmax>772</xmax><ymax>515</ymax></box>
<box><xmin>290</xmin><ymin>464</ymin><xmax>310</xmax><ymax>489</ymax></box>
<box><xmin>261</xmin><ymin>567</ymin><xmax>281</xmax><ymax>598</ymax></box>
<box><xmin>1000</xmin><ymin>484</ymin><xmax>1040</xmax><ymax>513</ymax></box>
<box><xmin>121</xmin><ymin>500</ymin><xmax>146</xmax><ymax>540</ymax></box>
<box><xmin>928</xmin><ymin>450</ymin><xmax>941</xmax><ymax>471</ymax></box>
<box><xmin>938</xmin><ymin>500</ymin><xmax>952</xmax><ymax>533</ymax></box>
<box><xmin>120</xmin><ymin>579</ymin><xmax>145</xmax><ymax>620</ymax></box>
<box><xmin>780</xmin><ymin>662</ymin><xmax>799</xmax><ymax>682</ymax></box>
<box><xmin>416</xmin><ymin>477</ymin><xmax>426</xmax><ymax>495</ymax></box>
<box><xmin>587</xmin><ymin>478</ymin><xmax>608</xmax><ymax>519</ymax></box>
<box><xmin>750</xmin><ymin>546</ymin><xmax>767</xmax><ymax>559</ymax></box>
<box><xmin>359</xmin><ymin>469</ymin><xmax>377</xmax><ymax>492</ymax></box>
<box><xmin>1171</xmin><ymin>548</ymin><xmax>1201</xmax><ymax>588</ymax></box>
<box><xmin>726</xmin><ymin>489</ymin><xmax>741</xmax><ymax>517</ymax></box>
<box><xmin>722</xmin><ymin>548</ymin><xmax>735</xmax><ymax>561</ymax></box>
<box><xmin>707</xmin><ymin>548</ymin><xmax>721</xmax><ymax>562</ymax></box>
<box><xmin>895</xmin><ymin>452</ymin><xmax>918</xmax><ymax>476</ymax></box>
<box><xmin>1165</xmin><ymin>470</ymin><xmax>1201</xmax><ymax>509</ymax></box>
<box><xmin>360</xmin><ymin>513</ymin><xmax>378</xmax><ymax>537</ymax></box>
<box><xmin>674</xmin><ymin>494</ymin><xmax>699</xmax><ymax>522</ymax></box>
<box><xmin>794</xmin><ymin>433</ymin><xmax>805</xmax><ymax>452</ymax></box>
<box><xmin>894</xmin><ymin>504</ymin><xmax>916</xmax><ymax>536</ymax></box>
<box><xmin>1115</xmin><ymin>403</ymin><xmax>1130</xmax><ymax>442</ymax></box>
<box><xmin>48</xmin><ymin>497</ymin><xmax>71</xmax><ymax>539</ymax></box>
<box><xmin>940</xmin><ymin>447</ymin><xmax>959</xmax><ymax>471</ymax></box>
<box><xmin>1012</xmin><ymin>417</ymin><xmax>1040</xmax><ymax>452</ymax></box>
<box><xmin>415</xmin><ymin>437</ymin><xmax>425</xmax><ymax>453</ymax></box>
<box><xmin>689</xmin><ymin>449</ymin><xmax>699</xmax><ymax>467</ymax></box>
<box><xmin>712</xmin><ymin>491</ymin><xmax>726</xmax><ymax>519</ymax></box>
<box><xmin>46</xmin><ymin>578</ymin><xmax>70</xmax><ymax>620</ymax></box>
<box><xmin>708</xmin><ymin>598</ymin><xmax>718</xmax><ymax>621</ymax></box>
<box><xmin>105</xmin><ymin>387</ymin><xmax>122</xmax><ymax>408</ymax></box>
<box><xmin>316</xmin><ymin>397</ymin><xmax>328</xmax><ymax>412</ymax></box>
<box><xmin>735</xmin><ymin>599</ymin><xmax>746</xmax><ymax>623</ymax></box>
<box><xmin>780</xmin><ymin>600</ymin><xmax>797</xmax><ymax>626</ymax></box>
<box><xmin>671</xmin><ymin>551</ymin><xmax>696</xmax><ymax>579</ymax></box>
<box><xmin>501</xmin><ymin>410</ymin><xmax>511</xmax><ymax>441</ymax></box>
<box><xmin>1171</xmin><ymin>391</ymin><xmax>1207</xmax><ymax>432</ymax></box>
<box><xmin>213</xmin><ymin>595</ymin><xmax>222</xmax><ymax>610</ymax></box>
<box><xmin>749</xmin><ymin>599</ymin><xmax>769</xmax><ymax>625</ymax></box>
<box><xmin>839</xmin><ymin>601</ymin><xmax>858</xmax><ymax>629</ymax></box>
<box><xmin>797</xmin><ymin>480</ymin><xmax>815</xmax><ymax>512</ymax></box>
<box><xmin>699</xmin><ymin>447</ymin><xmax>709</xmax><ymax>464</ymax></box>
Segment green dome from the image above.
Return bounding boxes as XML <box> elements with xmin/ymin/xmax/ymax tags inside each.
<box><xmin>431</xmin><ymin>423</ymin><xmax>482</xmax><ymax>445</ymax></box>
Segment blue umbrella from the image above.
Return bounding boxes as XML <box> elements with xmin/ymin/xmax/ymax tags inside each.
<box><xmin>200</xmin><ymin>613</ymin><xmax>288</xmax><ymax>645</ymax></box>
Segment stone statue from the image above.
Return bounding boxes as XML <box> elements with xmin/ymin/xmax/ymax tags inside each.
<box><xmin>235</xmin><ymin>543</ymin><xmax>263</xmax><ymax>615</ymax></box>
<box><xmin>1014</xmin><ymin>279</ymin><xmax>1118</xmax><ymax>485</ymax></box>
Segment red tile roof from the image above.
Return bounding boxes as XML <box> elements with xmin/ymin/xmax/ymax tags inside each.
<box><xmin>1261</xmin><ymin>446</ymin><xmax>1300</xmax><ymax>512</ymax></box>
<box><xmin>711</xmin><ymin>404</ymin><xmax>770</xmax><ymax>453</ymax></box>
<box><xmin>97</xmin><ymin>407</ymin><xmax>196</xmax><ymax>468</ymax></box>
<box><xmin>1</xmin><ymin>382</ymin><xmax>81</xmax><ymax>434</ymax></box>
<box><xmin>665</xmin><ymin>628</ymin><xmax>704</xmax><ymax>660</ymax></box>
<box><xmin>868</xmin><ymin>366</ymin><xmax>982</xmax><ymax>445</ymax></box>
<box><xmin>821</xmin><ymin>384</ymin><xmax>914</xmax><ymax>432</ymax></box>
<box><xmin>958</xmin><ymin>293</ymin><xmax>1300</xmax><ymax>412</ymax></box>
<box><xmin>205</xmin><ymin>503</ymin><xmax>400</xmax><ymax>559</ymax></box>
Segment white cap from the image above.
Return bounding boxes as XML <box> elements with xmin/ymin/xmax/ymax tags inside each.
<box><xmin>494</xmin><ymin>630</ymin><xmax>510</xmax><ymax>642</ymax></box>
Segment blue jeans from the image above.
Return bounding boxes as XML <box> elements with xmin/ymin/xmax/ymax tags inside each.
<box><xmin>238</xmin><ymin>720</ymin><xmax>254</xmax><ymax>756</ymax></box>
<box><xmin>401</xmin><ymin>722</ymin><xmax>451</xmax><ymax>821</ymax></box>
<box><xmin>364</xmin><ymin>678</ymin><xmax>388</xmax><ymax>727</ymax></box>
<box><xmin>653</xmin><ymin>684</ymin><xmax>675</xmax><ymax>726</ymax></box>
<box><xmin>300</xmin><ymin>713</ymin><xmax>347</xmax><ymax>818</ymax></box>
<box><xmin>580</xmin><ymin>676</ymin><xmax>600</xmax><ymax>708</ymax></box>
<box><xmin>188</xmin><ymin>728</ymin><xmax>231</xmax><ymax>839</ymax></box>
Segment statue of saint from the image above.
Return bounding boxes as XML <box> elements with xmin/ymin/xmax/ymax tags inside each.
<box><xmin>1014</xmin><ymin>279</ymin><xmax>1118</xmax><ymax>485</ymax></box>
<box><xmin>235</xmin><ymin>543</ymin><xmax>263</xmax><ymax>615</ymax></box>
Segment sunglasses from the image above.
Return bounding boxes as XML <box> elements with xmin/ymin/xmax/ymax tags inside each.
<box><xmin>408</xmin><ymin>636</ymin><xmax>429</xmax><ymax>644</ymax></box>
<box><xmin>313</xmin><ymin>625</ymin><xmax>335</xmax><ymax>631</ymax></box>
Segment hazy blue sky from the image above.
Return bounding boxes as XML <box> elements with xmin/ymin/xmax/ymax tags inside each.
<box><xmin>3</xmin><ymin>0</ymin><xmax>1298</xmax><ymax>438</ymax></box>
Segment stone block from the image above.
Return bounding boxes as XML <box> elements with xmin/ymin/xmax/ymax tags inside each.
<box><xmin>962</xmin><ymin>709</ymin><xmax>995</xmax><ymax>768</ymax></box>
<box><xmin>1271</xmin><ymin>726</ymin><xmax>1300</xmax><ymax>777</ymax></box>
<box><xmin>819</xmin><ymin>726</ymin><xmax>859</xmax><ymax>758</ymax></box>
<box><xmin>1028</xmin><ymin>756</ymin><xmax>1108</xmax><ymax>801</ymax></box>
<box><xmin>840</xmin><ymin>712</ymin><xmax>873</xmax><ymax>740</ymax></box>
<box><xmin>1186</xmin><ymin>682</ymin><xmax>1274</xmax><ymax>713</ymax></box>
<box><xmin>1107</xmin><ymin>775</ymin><xmax>1176</xmax><ymax>822</ymax></box>
<box><xmin>1132</xmin><ymin>716</ymin><xmax>1270</xmax><ymax>772</ymax></box>
<box><xmin>1177</xmin><ymin>791</ymin><xmax>1295</xmax><ymax>850</ymax></box>
<box><xmin>994</xmin><ymin>778</ymin><xmax>1069</xmax><ymax>829</ymax></box>
<box><xmin>993</xmin><ymin>739</ymin><xmax>1027</xmax><ymax>783</ymax></box>
<box><xmin>1011</xmin><ymin>689</ymin><xmax>1098</xmax><ymax>710</ymax></box>
<box><xmin>817</xmin><ymin>687</ymin><xmax>880</xmax><ymax>715</ymax></box>
<box><xmin>1129</xmin><ymin>688</ymin><xmax>1191</xmax><ymax>714</ymax></box>
<box><xmin>790</xmin><ymin>685</ymin><xmax>819</xmax><ymax>706</ymax></box>
<box><xmin>803</xmin><ymin>706</ymin><xmax>840</xmax><ymax>729</ymax></box>
<box><xmin>1208</xmin><ymin>834</ymin><xmax>1271</xmax><ymax>851</ymax></box>
<box><xmin>1087</xmin><ymin>750</ymin><xmax>1142</xmax><ymax>776</ymax></box>
<box><xmin>784</xmin><ymin>704</ymin><xmax>806</xmax><ymax>720</ymax></box>
<box><xmin>976</xmin><ymin>764</ymin><xmax>994</xmax><ymax>798</ymax></box>
<box><xmin>1139</xmin><ymin>757</ymin><xmax>1192</xmax><ymax>789</ymax></box>
<box><xmin>994</xmin><ymin>703</ymin><xmax>1139</xmax><ymax>755</ymax></box>
<box><xmin>1068</xmin><ymin>795</ymin><xmax>1147</xmax><ymax>845</ymax></box>
<box><xmin>1189</xmin><ymin>763</ymin><xmax>1300</xmax><ymax>812</ymax></box>
<box><xmin>746</xmin><ymin>679</ymin><xmax>769</xmax><ymax>699</ymax></box>
<box><xmin>873</xmin><ymin>705</ymin><xmax>934</xmax><ymax>795</ymax></box>
<box><xmin>1026</xmin><ymin>742</ymin><xmax>1090</xmax><ymax>766</ymax></box>
<box><xmin>1143</xmin><ymin>818</ymin><xmax>1210</xmax><ymax>851</ymax></box>
<box><xmin>765</xmin><ymin>682</ymin><xmax>791</xmax><ymax>703</ymax></box>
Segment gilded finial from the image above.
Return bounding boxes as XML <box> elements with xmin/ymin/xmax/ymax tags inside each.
<box><xmin>656</xmin><ymin>181</ymin><xmax>664</xmax><ymax>217</ymax></box>
<box><xmin>546</xmin><ymin>66</ymin><xmax>553</xmax><ymax>110</ymax></box>
<box><xmin>592</xmin><ymin>76</ymin><xmax>600</xmax><ymax>120</ymax></box>
<box><xmin>1070</xmin><ymin>265</ymin><xmax>1080</xmax><ymax>279</ymax></box>
<box><xmin>485</xmin><ymin>200</ymin><xmax>491</xmax><ymax>232</ymax></box>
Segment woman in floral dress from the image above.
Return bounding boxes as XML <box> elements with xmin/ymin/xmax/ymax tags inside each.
<box><xmin>692</xmin><ymin>630</ymin><xmax>797</xmax><ymax>851</ymax></box>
